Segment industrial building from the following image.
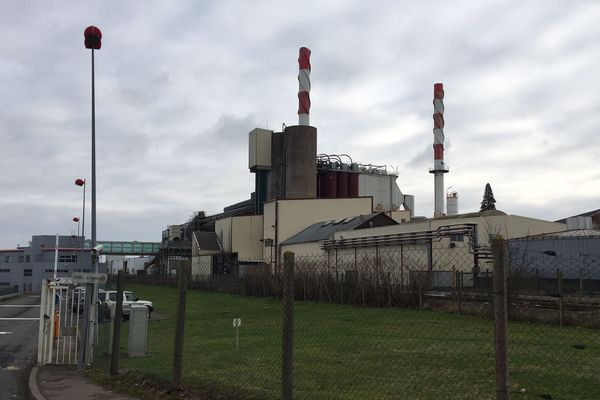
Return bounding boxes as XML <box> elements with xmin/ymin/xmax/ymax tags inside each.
<box><xmin>153</xmin><ymin>47</ymin><xmax>570</xmax><ymax>278</ymax></box>
<box><xmin>0</xmin><ymin>235</ymin><xmax>92</xmax><ymax>292</ymax></box>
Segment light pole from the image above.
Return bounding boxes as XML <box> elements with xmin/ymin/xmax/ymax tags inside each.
<box><xmin>80</xmin><ymin>25</ymin><xmax>102</xmax><ymax>369</ymax></box>
<box><xmin>75</xmin><ymin>178</ymin><xmax>86</xmax><ymax>272</ymax></box>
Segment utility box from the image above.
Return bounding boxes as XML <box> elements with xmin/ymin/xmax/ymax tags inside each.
<box><xmin>128</xmin><ymin>305</ymin><xmax>148</xmax><ymax>357</ymax></box>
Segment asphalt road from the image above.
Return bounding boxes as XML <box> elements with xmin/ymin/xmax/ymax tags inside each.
<box><xmin>0</xmin><ymin>294</ymin><xmax>40</xmax><ymax>400</ymax></box>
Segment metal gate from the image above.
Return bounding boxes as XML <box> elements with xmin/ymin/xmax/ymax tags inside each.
<box><xmin>37</xmin><ymin>279</ymin><xmax>82</xmax><ymax>365</ymax></box>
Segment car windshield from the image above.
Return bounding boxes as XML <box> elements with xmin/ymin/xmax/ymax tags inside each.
<box><xmin>125</xmin><ymin>293</ymin><xmax>138</xmax><ymax>301</ymax></box>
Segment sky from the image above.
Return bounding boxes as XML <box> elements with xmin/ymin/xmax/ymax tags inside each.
<box><xmin>1</xmin><ymin>1</ymin><xmax>599</xmax><ymax>248</ymax></box>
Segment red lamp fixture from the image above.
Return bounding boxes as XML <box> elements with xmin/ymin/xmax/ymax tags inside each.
<box><xmin>84</xmin><ymin>26</ymin><xmax>102</xmax><ymax>50</ymax></box>
<box><xmin>75</xmin><ymin>178</ymin><xmax>85</xmax><ymax>187</ymax></box>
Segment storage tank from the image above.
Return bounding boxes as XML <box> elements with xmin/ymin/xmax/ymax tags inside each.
<box><xmin>337</xmin><ymin>170</ymin><xmax>349</xmax><ymax>198</ymax></box>
<box><xmin>348</xmin><ymin>172</ymin><xmax>359</xmax><ymax>197</ymax></box>
<box><xmin>325</xmin><ymin>170</ymin><xmax>337</xmax><ymax>198</ymax></box>
<box><xmin>317</xmin><ymin>170</ymin><xmax>328</xmax><ymax>198</ymax></box>
<box><xmin>283</xmin><ymin>125</ymin><xmax>317</xmax><ymax>199</ymax></box>
<box><xmin>446</xmin><ymin>192</ymin><xmax>459</xmax><ymax>216</ymax></box>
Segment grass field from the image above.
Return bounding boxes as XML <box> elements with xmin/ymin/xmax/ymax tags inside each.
<box><xmin>104</xmin><ymin>284</ymin><xmax>600</xmax><ymax>400</ymax></box>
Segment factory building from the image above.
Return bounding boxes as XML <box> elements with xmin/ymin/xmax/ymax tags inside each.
<box><xmin>280</xmin><ymin>210</ymin><xmax>567</xmax><ymax>276</ymax></box>
<box><xmin>154</xmin><ymin>47</ymin><xmax>570</xmax><ymax>278</ymax></box>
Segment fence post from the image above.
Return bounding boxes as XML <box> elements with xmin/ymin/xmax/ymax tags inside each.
<box><xmin>418</xmin><ymin>274</ymin><xmax>424</xmax><ymax>310</ymax></box>
<box><xmin>110</xmin><ymin>269</ymin><xmax>124</xmax><ymax>375</ymax></box>
<box><xmin>282</xmin><ymin>251</ymin><xmax>295</xmax><ymax>400</ymax></box>
<box><xmin>173</xmin><ymin>261</ymin><xmax>189</xmax><ymax>388</ymax></box>
<box><xmin>579</xmin><ymin>267</ymin><xmax>584</xmax><ymax>296</ymax></box>
<box><xmin>457</xmin><ymin>271</ymin><xmax>462</xmax><ymax>316</ymax></box>
<box><xmin>492</xmin><ymin>236</ymin><xmax>509</xmax><ymax>400</ymax></box>
<box><xmin>361</xmin><ymin>273</ymin><xmax>366</xmax><ymax>307</ymax></box>
<box><xmin>557</xmin><ymin>269</ymin><xmax>564</xmax><ymax>327</ymax></box>
<box><xmin>387</xmin><ymin>272</ymin><xmax>392</xmax><ymax>307</ymax></box>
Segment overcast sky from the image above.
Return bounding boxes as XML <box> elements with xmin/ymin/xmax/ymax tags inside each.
<box><xmin>1</xmin><ymin>1</ymin><xmax>599</xmax><ymax>248</ymax></box>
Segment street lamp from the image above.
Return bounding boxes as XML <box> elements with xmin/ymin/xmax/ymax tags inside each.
<box><xmin>80</xmin><ymin>25</ymin><xmax>102</xmax><ymax>369</ymax></box>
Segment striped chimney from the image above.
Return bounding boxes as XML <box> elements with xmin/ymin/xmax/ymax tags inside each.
<box><xmin>433</xmin><ymin>83</ymin><xmax>445</xmax><ymax>163</ymax></box>
<box><xmin>298</xmin><ymin>47</ymin><xmax>311</xmax><ymax>126</ymax></box>
<box><xmin>431</xmin><ymin>82</ymin><xmax>448</xmax><ymax>217</ymax></box>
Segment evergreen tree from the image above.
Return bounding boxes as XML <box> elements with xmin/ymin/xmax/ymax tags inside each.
<box><xmin>480</xmin><ymin>183</ymin><xmax>497</xmax><ymax>212</ymax></box>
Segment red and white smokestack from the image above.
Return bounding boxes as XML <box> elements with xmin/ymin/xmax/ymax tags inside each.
<box><xmin>430</xmin><ymin>82</ymin><xmax>449</xmax><ymax>217</ymax></box>
<box><xmin>298</xmin><ymin>47</ymin><xmax>311</xmax><ymax>126</ymax></box>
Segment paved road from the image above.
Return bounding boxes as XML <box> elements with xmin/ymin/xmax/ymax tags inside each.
<box><xmin>0</xmin><ymin>294</ymin><xmax>40</xmax><ymax>400</ymax></box>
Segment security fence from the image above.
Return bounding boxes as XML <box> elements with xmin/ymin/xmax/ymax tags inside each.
<box><xmin>94</xmin><ymin>236</ymin><xmax>600</xmax><ymax>400</ymax></box>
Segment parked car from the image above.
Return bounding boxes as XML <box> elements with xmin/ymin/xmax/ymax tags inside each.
<box><xmin>97</xmin><ymin>289</ymin><xmax>154</xmax><ymax>319</ymax></box>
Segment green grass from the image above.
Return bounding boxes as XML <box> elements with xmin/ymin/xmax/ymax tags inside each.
<box><xmin>111</xmin><ymin>284</ymin><xmax>600</xmax><ymax>400</ymax></box>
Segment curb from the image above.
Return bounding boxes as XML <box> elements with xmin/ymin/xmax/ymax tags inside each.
<box><xmin>29</xmin><ymin>366</ymin><xmax>47</xmax><ymax>400</ymax></box>
<box><xmin>0</xmin><ymin>292</ymin><xmax>23</xmax><ymax>301</ymax></box>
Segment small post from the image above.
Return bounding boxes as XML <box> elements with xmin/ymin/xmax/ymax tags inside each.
<box><xmin>173</xmin><ymin>261</ymin><xmax>189</xmax><ymax>388</ymax></box>
<box><xmin>282</xmin><ymin>251</ymin><xmax>295</xmax><ymax>400</ymax></box>
<box><xmin>535</xmin><ymin>268</ymin><xmax>540</xmax><ymax>295</ymax></box>
<box><xmin>110</xmin><ymin>269</ymin><xmax>124</xmax><ymax>375</ymax></box>
<box><xmin>579</xmin><ymin>267</ymin><xmax>584</xmax><ymax>296</ymax></box>
<box><xmin>387</xmin><ymin>272</ymin><xmax>392</xmax><ymax>307</ymax></box>
<box><xmin>361</xmin><ymin>273</ymin><xmax>366</xmax><ymax>306</ymax></box>
<box><xmin>457</xmin><ymin>271</ymin><xmax>462</xmax><ymax>315</ymax></box>
<box><xmin>557</xmin><ymin>269</ymin><xmax>564</xmax><ymax>327</ymax></box>
<box><xmin>418</xmin><ymin>274</ymin><xmax>424</xmax><ymax>310</ymax></box>
<box><xmin>492</xmin><ymin>236</ymin><xmax>509</xmax><ymax>400</ymax></box>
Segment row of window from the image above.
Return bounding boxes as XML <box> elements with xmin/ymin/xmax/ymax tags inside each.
<box><xmin>4</xmin><ymin>255</ymin><xmax>31</xmax><ymax>263</ymax></box>
<box><xmin>0</xmin><ymin>268</ymin><xmax>88</xmax><ymax>275</ymax></box>
<box><xmin>3</xmin><ymin>255</ymin><xmax>80</xmax><ymax>263</ymax></box>
<box><xmin>0</xmin><ymin>282</ymin><xmax>11</xmax><ymax>286</ymax></box>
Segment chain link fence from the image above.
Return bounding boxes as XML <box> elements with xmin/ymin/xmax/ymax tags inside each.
<box><xmin>93</xmin><ymin>236</ymin><xmax>600</xmax><ymax>399</ymax></box>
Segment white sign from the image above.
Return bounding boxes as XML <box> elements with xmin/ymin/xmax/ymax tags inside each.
<box><xmin>72</xmin><ymin>272</ymin><xmax>108</xmax><ymax>285</ymax></box>
<box><xmin>232</xmin><ymin>318</ymin><xmax>241</xmax><ymax>327</ymax></box>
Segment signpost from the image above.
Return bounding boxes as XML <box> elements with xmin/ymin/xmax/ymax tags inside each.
<box><xmin>233</xmin><ymin>318</ymin><xmax>241</xmax><ymax>350</ymax></box>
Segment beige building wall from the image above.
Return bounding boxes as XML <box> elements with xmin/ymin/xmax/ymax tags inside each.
<box><xmin>388</xmin><ymin>210</ymin><xmax>411</xmax><ymax>223</ymax></box>
<box><xmin>191</xmin><ymin>255</ymin><xmax>212</xmax><ymax>276</ymax></box>
<box><xmin>215</xmin><ymin>218</ymin><xmax>233</xmax><ymax>252</ymax></box>
<box><xmin>216</xmin><ymin>215</ymin><xmax>264</xmax><ymax>262</ymax></box>
<box><xmin>232</xmin><ymin>215</ymin><xmax>264</xmax><ymax>261</ymax></box>
<box><xmin>263</xmin><ymin>197</ymin><xmax>373</xmax><ymax>264</ymax></box>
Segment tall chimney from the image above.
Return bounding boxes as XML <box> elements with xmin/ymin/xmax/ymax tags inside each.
<box><xmin>298</xmin><ymin>47</ymin><xmax>311</xmax><ymax>126</ymax></box>
<box><xmin>430</xmin><ymin>83</ymin><xmax>449</xmax><ymax>217</ymax></box>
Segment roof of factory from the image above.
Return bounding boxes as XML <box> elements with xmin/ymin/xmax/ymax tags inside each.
<box><xmin>555</xmin><ymin>208</ymin><xmax>600</xmax><ymax>223</ymax></box>
<box><xmin>512</xmin><ymin>229</ymin><xmax>600</xmax><ymax>240</ymax></box>
<box><xmin>192</xmin><ymin>231</ymin><xmax>222</xmax><ymax>252</ymax></box>
<box><xmin>281</xmin><ymin>212</ymin><xmax>397</xmax><ymax>245</ymax></box>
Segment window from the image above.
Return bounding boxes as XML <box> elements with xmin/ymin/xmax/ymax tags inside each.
<box><xmin>58</xmin><ymin>255</ymin><xmax>77</xmax><ymax>263</ymax></box>
<box><xmin>125</xmin><ymin>292</ymin><xmax>138</xmax><ymax>302</ymax></box>
<box><xmin>25</xmin><ymin>255</ymin><xmax>30</xmax><ymax>263</ymax></box>
<box><xmin>45</xmin><ymin>269</ymin><xmax>68</xmax><ymax>273</ymax></box>
<box><xmin>5</xmin><ymin>256</ymin><xmax>13</xmax><ymax>263</ymax></box>
<box><xmin>450</xmin><ymin>234</ymin><xmax>464</xmax><ymax>242</ymax></box>
<box><xmin>24</xmin><ymin>269</ymin><xmax>32</xmax><ymax>277</ymax></box>
<box><xmin>0</xmin><ymin>269</ymin><xmax>9</xmax><ymax>273</ymax></box>
<box><xmin>0</xmin><ymin>282</ymin><xmax>10</xmax><ymax>286</ymax></box>
<box><xmin>108</xmin><ymin>293</ymin><xmax>117</xmax><ymax>301</ymax></box>
<box><xmin>18</xmin><ymin>255</ymin><xmax>24</xmax><ymax>263</ymax></box>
